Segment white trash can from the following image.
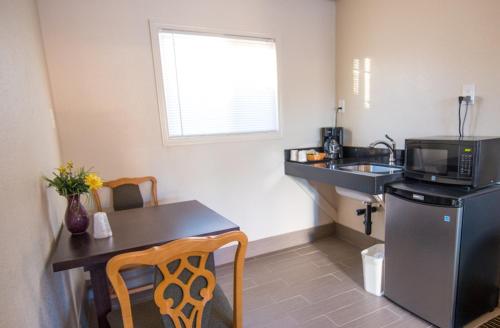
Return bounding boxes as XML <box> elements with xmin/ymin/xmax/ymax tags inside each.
<box><xmin>361</xmin><ymin>243</ymin><xmax>385</xmax><ymax>296</ymax></box>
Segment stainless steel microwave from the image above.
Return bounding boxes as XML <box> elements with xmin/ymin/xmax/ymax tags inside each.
<box><xmin>404</xmin><ymin>136</ymin><xmax>500</xmax><ymax>188</ymax></box>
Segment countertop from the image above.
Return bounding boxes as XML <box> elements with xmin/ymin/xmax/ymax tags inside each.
<box><xmin>284</xmin><ymin>146</ymin><xmax>405</xmax><ymax>194</ymax></box>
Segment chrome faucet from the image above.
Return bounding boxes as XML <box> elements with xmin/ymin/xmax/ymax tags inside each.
<box><xmin>369</xmin><ymin>134</ymin><xmax>396</xmax><ymax>165</ymax></box>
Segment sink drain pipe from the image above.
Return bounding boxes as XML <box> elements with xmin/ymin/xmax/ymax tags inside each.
<box><xmin>356</xmin><ymin>202</ymin><xmax>378</xmax><ymax>235</ymax></box>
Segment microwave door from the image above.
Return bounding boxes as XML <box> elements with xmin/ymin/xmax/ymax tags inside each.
<box><xmin>408</xmin><ymin>147</ymin><xmax>450</xmax><ymax>175</ymax></box>
<box><xmin>413</xmin><ymin>148</ymin><xmax>425</xmax><ymax>172</ymax></box>
<box><xmin>424</xmin><ymin>148</ymin><xmax>450</xmax><ymax>175</ymax></box>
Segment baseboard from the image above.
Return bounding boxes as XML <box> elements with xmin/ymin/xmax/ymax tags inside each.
<box><xmin>333</xmin><ymin>223</ymin><xmax>383</xmax><ymax>249</ymax></box>
<box><xmin>214</xmin><ymin>223</ymin><xmax>336</xmax><ymax>265</ymax></box>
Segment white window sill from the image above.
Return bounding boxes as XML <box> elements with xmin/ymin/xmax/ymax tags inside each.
<box><xmin>163</xmin><ymin>130</ymin><xmax>283</xmax><ymax>147</ymax></box>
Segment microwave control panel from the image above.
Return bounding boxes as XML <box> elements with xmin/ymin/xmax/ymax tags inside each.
<box><xmin>459</xmin><ymin>147</ymin><xmax>474</xmax><ymax>177</ymax></box>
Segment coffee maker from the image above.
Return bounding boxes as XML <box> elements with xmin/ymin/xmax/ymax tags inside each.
<box><xmin>322</xmin><ymin>127</ymin><xmax>344</xmax><ymax>159</ymax></box>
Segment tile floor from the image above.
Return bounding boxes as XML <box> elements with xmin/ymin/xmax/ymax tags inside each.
<box><xmin>216</xmin><ymin>236</ymin><xmax>433</xmax><ymax>328</ymax></box>
<box><xmin>88</xmin><ymin>235</ymin><xmax>496</xmax><ymax>327</ymax></box>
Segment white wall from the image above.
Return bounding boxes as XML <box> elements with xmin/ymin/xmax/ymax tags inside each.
<box><xmin>37</xmin><ymin>0</ymin><xmax>337</xmax><ymax>242</ymax></box>
<box><xmin>0</xmin><ymin>0</ymin><xmax>82</xmax><ymax>326</ymax></box>
<box><xmin>335</xmin><ymin>0</ymin><xmax>500</xmax><ymax>239</ymax></box>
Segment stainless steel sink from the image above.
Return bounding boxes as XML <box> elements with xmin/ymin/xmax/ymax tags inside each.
<box><xmin>338</xmin><ymin>163</ymin><xmax>403</xmax><ymax>175</ymax></box>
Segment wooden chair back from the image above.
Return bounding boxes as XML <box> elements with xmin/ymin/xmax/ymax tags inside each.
<box><xmin>106</xmin><ymin>231</ymin><xmax>248</xmax><ymax>328</ymax></box>
<box><xmin>92</xmin><ymin>176</ymin><xmax>158</xmax><ymax>212</ymax></box>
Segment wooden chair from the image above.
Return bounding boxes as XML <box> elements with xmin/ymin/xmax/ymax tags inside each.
<box><xmin>106</xmin><ymin>231</ymin><xmax>248</xmax><ymax>328</ymax></box>
<box><xmin>92</xmin><ymin>176</ymin><xmax>159</xmax><ymax>212</ymax></box>
<box><xmin>91</xmin><ymin>176</ymin><xmax>159</xmax><ymax>297</ymax></box>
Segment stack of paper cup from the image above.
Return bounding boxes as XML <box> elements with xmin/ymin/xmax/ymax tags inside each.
<box><xmin>298</xmin><ymin>150</ymin><xmax>308</xmax><ymax>162</ymax></box>
<box><xmin>93</xmin><ymin>212</ymin><xmax>113</xmax><ymax>239</ymax></box>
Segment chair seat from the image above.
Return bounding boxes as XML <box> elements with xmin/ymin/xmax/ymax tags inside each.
<box><xmin>107</xmin><ymin>284</ymin><xmax>233</xmax><ymax>328</ymax></box>
<box><xmin>206</xmin><ymin>284</ymin><xmax>233</xmax><ymax>328</ymax></box>
<box><xmin>107</xmin><ymin>300</ymin><xmax>164</xmax><ymax>328</ymax></box>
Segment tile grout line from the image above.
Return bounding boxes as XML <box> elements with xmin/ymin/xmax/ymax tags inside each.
<box><xmin>327</xmin><ymin>303</ymin><xmax>390</xmax><ymax>327</ymax></box>
<box><xmin>296</xmin><ymin>289</ymin><xmax>369</xmax><ymax>326</ymax></box>
<box><xmin>378</xmin><ymin>305</ymin><xmax>405</xmax><ymax>328</ymax></box>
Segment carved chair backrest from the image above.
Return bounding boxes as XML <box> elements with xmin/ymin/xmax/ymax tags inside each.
<box><xmin>106</xmin><ymin>231</ymin><xmax>248</xmax><ymax>328</ymax></box>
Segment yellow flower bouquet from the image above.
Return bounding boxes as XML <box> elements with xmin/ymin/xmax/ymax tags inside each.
<box><xmin>45</xmin><ymin>161</ymin><xmax>102</xmax><ymax>196</ymax></box>
<box><xmin>45</xmin><ymin>161</ymin><xmax>103</xmax><ymax>234</ymax></box>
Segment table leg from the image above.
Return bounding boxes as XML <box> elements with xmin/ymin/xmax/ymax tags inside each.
<box><xmin>87</xmin><ymin>263</ymin><xmax>111</xmax><ymax>328</ymax></box>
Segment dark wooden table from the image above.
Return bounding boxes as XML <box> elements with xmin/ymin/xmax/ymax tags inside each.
<box><xmin>51</xmin><ymin>200</ymin><xmax>239</xmax><ymax>328</ymax></box>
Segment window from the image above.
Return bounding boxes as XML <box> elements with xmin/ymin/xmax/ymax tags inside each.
<box><xmin>151</xmin><ymin>25</ymin><xmax>280</xmax><ymax>145</ymax></box>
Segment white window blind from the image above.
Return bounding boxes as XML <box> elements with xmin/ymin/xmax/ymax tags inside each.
<box><xmin>157</xmin><ymin>30</ymin><xmax>279</xmax><ymax>138</ymax></box>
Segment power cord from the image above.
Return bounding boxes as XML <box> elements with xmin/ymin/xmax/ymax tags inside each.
<box><xmin>458</xmin><ymin>96</ymin><xmax>464</xmax><ymax>137</ymax></box>
<box><xmin>458</xmin><ymin>96</ymin><xmax>464</xmax><ymax>138</ymax></box>
<box><xmin>462</xmin><ymin>100</ymin><xmax>470</xmax><ymax>137</ymax></box>
<box><xmin>458</xmin><ymin>96</ymin><xmax>472</xmax><ymax>137</ymax></box>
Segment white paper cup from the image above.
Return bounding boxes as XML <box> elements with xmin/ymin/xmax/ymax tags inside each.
<box><xmin>93</xmin><ymin>212</ymin><xmax>113</xmax><ymax>239</ymax></box>
<box><xmin>298</xmin><ymin>150</ymin><xmax>308</xmax><ymax>162</ymax></box>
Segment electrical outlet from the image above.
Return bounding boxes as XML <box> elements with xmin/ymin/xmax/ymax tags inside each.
<box><xmin>462</xmin><ymin>84</ymin><xmax>476</xmax><ymax>104</ymax></box>
<box><xmin>338</xmin><ymin>99</ymin><xmax>346</xmax><ymax>113</ymax></box>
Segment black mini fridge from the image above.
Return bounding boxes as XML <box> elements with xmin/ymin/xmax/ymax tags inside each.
<box><xmin>384</xmin><ymin>181</ymin><xmax>500</xmax><ymax>328</ymax></box>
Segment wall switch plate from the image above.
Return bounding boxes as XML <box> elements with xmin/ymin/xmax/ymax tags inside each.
<box><xmin>338</xmin><ymin>99</ymin><xmax>346</xmax><ymax>113</ymax></box>
<box><xmin>462</xmin><ymin>84</ymin><xmax>476</xmax><ymax>104</ymax></box>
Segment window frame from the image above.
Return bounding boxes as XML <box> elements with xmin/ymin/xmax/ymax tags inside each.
<box><xmin>149</xmin><ymin>21</ymin><xmax>283</xmax><ymax>147</ymax></box>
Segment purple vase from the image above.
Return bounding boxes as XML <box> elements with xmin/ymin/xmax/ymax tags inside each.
<box><xmin>65</xmin><ymin>194</ymin><xmax>89</xmax><ymax>235</ymax></box>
